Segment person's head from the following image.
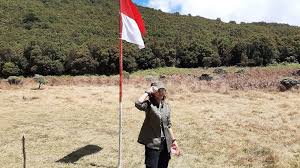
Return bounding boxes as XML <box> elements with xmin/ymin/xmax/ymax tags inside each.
<box><xmin>150</xmin><ymin>81</ymin><xmax>166</xmax><ymax>102</ymax></box>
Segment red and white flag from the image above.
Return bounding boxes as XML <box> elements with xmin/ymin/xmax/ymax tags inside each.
<box><xmin>120</xmin><ymin>0</ymin><xmax>146</xmax><ymax>49</ymax></box>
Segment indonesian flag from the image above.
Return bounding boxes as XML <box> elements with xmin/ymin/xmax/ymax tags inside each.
<box><xmin>120</xmin><ymin>0</ymin><xmax>146</xmax><ymax>49</ymax></box>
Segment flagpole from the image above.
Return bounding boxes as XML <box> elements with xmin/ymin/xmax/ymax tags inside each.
<box><xmin>118</xmin><ymin>1</ymin><xmax>123</xmax><ymax>167</ymax></box>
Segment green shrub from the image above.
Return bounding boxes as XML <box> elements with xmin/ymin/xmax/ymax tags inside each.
<box><xmin>123</xmin><ymin>71</ymin><xmax>130</xmax><ymax>79</ymax></box>
<box><xmin>23</xmin><ymin>42</ymin><xmax>66</xmax><ymax>75</ymax></box>
<box><xmin>22</xmin><ymin>12</ymin><xmax>41</xmax><ymax>30</ymax></box>
<box><xmin>2</xmin><ymin>62</ymin><xmax>20</xmax><ymax>77</ymax></box>
<box><xmin>33</xmin><ymin>74</ymin><xmax>47</xmax><ymax>89</ymax></box>
<box><xmin>202</xmin><ymin>57</ymin><xmax>212</xmax><ymax>67</ymax></box>
<box><xmin>7</xmin><ymin>76</ymin><xmax>22</xmax><ymax>85</ymax></box>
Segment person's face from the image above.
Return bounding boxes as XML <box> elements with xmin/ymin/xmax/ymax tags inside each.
<box><xmin>153</xmin><ymin>88</ymin><xmax>166</xmax><ymax>100</ymax></box>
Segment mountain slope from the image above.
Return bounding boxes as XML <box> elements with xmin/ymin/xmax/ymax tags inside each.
<box><xmin>0</xmin><ymin>0</ymin><xmax>299</xmax><ymax>77</ymax></box>
<box><xmin>1</xmin><ymin>0</ymin><xmax>299</xmax><ymax>50</ymax></box>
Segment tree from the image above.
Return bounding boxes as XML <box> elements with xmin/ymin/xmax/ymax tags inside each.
<box><xmin>176</xmin><ymin>42</ymin><xmax>212</xmax><ymax>68</ymax></box>
<box><xmin>92</xmin><ymin>47</ymin><xmax>119</xmax><ymax>75</ymax></box>
<box><xmin>136</xmin><ymin>47</ymin><xmax>160</xmax><ymax>69</ymax></box>
<box><xmin>202</xmin><ymin>57</ymin><xmax>212</xmax><ymax>67</ymax></box>
<box><xmin>211</xmin><ymin>53</ymin><xmax>222</xmax><ymax>67</ymax></box>
<box><xmin>278</xmin><ymin>36</ymin><xmax>300</xmax><ymax>63</ymax></box>
<box><xmin>176</xmin><ymin>45</ymin><xmax>197</xmax><ymax>67</ymax></box>
<box><xmin>163</xmin><ymin>48</ymin><xmax>176</xmax><ymax>67</ymax></box>
<box><xmin>247</xmin><ymin>37</ymin><xmax>277</xmax><ymax>66</ymax></box>
<box><xmin>230</xmin><ymin>42</ymin><xmax>246</xmax><ymax>65</ymax></box>
<box><xmin>66</xmin><ymin>48</ymin><xmax>99</xmax><ymax>75</ymax></box>
<box><xmin>0</xmin><ymin>49</ymin><xmax>15</xmax><ymax>77</ymax></box>
<box><xmin>2</xmin><ymin>62</ymin><xmax>20</xmax><ymax>77</ymax></box>
<box><xmin>23</xmin><ymin>42</ymin><xmax>66</xmax><ymax>75</ymax></box>
<box><xmin>0</xmin><ymin>48</ymin><xmax>27</xmax><ymax>77</ymax></box>
<box><xmin>123</xmin><ymin>46</ymin><xmax>138</xmax><ymax>73</ymax></box>
<box><xmin>33</xmin><ymin>74</ymin><xmax>47</xmax><ymax>89</ymax></box>
<box><xmin>212</xmin><ymin>37</ymin><xmax>233</xmax><ymax>66</ymax></box>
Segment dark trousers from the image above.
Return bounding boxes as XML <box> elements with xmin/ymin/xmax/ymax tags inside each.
<box><xmin>145</xmin><ymin>139</ymin><xmax>170</xmax><ymax>168</ymax></box>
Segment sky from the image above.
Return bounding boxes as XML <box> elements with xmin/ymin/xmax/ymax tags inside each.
<box><xmin>132</xmin><ymin>0</ymin><xmax>300</xmax><ymax>26</ymax></box>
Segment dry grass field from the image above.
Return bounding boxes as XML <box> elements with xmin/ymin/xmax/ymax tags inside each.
<box><xmin>0</xmin><ymin>68</ymin><xmax>300</xmax><ymax>168</ymax></box>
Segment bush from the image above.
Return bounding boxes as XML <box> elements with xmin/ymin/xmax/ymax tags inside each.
<box><xmin>33</xmin><ymin>74</ymin><xmax>47</xmax><ymax>89</ymax></box>
<box><xmin>285</xmin><ymin>56</ymin><xmax>298</xmax><ymax>63</ymax></box>
<box><xmin>7</xmin><ymin>76</ymin><xmax>22</xmax><ymax>85</ymax></box>
<box><xmin>198</xmin><ymin>74</ymin><xmax>213</xmax><ymax>81</ymax></box>
<box><xmin>22</xmin><ymin>12</ymin><xmax>41</xmax><ymax>30</ymax></box>
<box><xmin>235</xmin><ymin>69</ymin><xmax>246</xmax><ymax>74</ymax></box>
<box><xmin>0</xmin><ymin>48</ymin><xmax>24</xmax><ymax>77</ymax></box>
<box><xmin>23</xmin><ymin>42</ymin><xmax>66</xmax><ymax>75</ymax></box>
<box><xmin>2</xmin><ymin>62</ymin><xmax>20</xmax><ymax>77</ymax></box>
<box><xmin>213</xmin><ymin>68</ymin><xmax>227</xmax><ymax>74</ymax></box>
<box><xmin>137</xmin><ymin>47</ymin><xmax>159</xmax><ymax>69</ymax></box>
<box><xmin>123</xmin><ymin>71</ymin><xmax>130</xmax><ymax>79</ymax></box>
<box><xmin>280</xmin><ymin>78</ymin><xmax>299</xmax><ymax>91</ymax></box>
<box><xmin>68</xmin><ymin>55</ymin><xmax>98</xmax><ymax>75</ymax></box>
<box><xmin>202</xmin><ymin>57</ymin><xmax>212</xmax><ymax>67</ymax></box>
<box><xmin>94</xmin><ymin>48</ymin><xmax>119</xmax><ymax>75</ymax></box>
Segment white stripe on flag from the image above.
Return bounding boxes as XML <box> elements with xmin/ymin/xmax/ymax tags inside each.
<box><xmin>121</xmin><ymin>13</ymin><xmax>145</xmax><ymax>49</ymax></box>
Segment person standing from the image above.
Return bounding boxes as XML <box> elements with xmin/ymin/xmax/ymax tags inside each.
<box><xmin>135</xmin><ymin>81</ymin><xmax>180</xmax><ymax>168</ymax></box>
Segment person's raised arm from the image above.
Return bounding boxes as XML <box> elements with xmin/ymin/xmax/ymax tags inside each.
<box><xmin>135</xmin><ymin>86</ymin><xmax>155</xmax><ymax>111</ymax></box>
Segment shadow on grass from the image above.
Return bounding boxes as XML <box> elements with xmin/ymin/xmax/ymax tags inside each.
<box><xmin>56</xmin><ymin>145</ymin><xmax>102</xmax><ymax>163</ymax></box>
<box><xmin>31</xmin><ymin>87</ymin><xmax>45</xmax><ymax>90</ymax></box>
<box><xmin>88</xmin><ymin>163</ymin><xmax>116</xmax><ymax>168</ymax></box>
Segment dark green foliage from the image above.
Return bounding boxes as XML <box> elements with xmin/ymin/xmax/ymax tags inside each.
<box><xmin>0</xmin><ymin>49</ymin><xmax>15</xmax><ymax>76</ymax></box>
<box><xmin>280</xmin><ymin>78</ymin><xmax>299</xmax><ymax>91</ymax></box>
<box><xmin>212</xmin><ymin>37</ymin><xmax>233</xmax><ymax>66</ymax></box>
<box><xmin>176</xmin><ymin>42</ymin><xmax>198</xmax><ymax>67</ymax></box>
<box><xmin>0</xmin><ymin>48</ymin><xmax>27</xmax><ymax>77</ymax></box>
<box><xmin>2</xmin><ymin>62</ymin><xmax>20</xmax><ymax>77</ymax></box>
<box><xmin>277</xmin><ymin>36</ymin><xmax>300</xmax><ymax>63</ymax></box>
<box><xmin>7</xmin><ymin>76</ymin><xmax>22</xmax><ymax>85</ymax></box>
<box><xmin>162</xmin><ymin>48</ymin><xmax>176</xmax><ymax>67</ymax></box>
<box><xmin>136</xmin><ymin>47</ymin><xmax>158</xmax><ymax>69</ymax></box>
<box><xmin>245</xmin><ymin>37</ymin><xmax>277</xmax><ymax>66</ymax></box>
<box><xmin>211</xmin><ymin>54</ymin><xmax>222</xmax><ymax>67</ymax></box>
<box><xmin>22</xmin><ymin>12</ymin><xmax>41</xmax><ymax>30</ymax></box>
<box><xmin>202</xmin><ymin>57</ymin><xmax>212</xmax><ymax>67</ymax></box>
<box><xmin>0</xmin><ymin>0</ymin><xmax>300</xmax><ymax>78</ymax></box>
<box><xmin>198</xmin><ymin>74</ymin><xmax>213</xmax><ymax>81</ymax></box>
<box><xmin>177</xmin><ymin>42</ymin><xmax>214</xmax><ymax>68</ymax></box>
<box><xmin>94</xmin><ymin>48</ymin><xmax>119</xmax><ymax>75</ymax></box>
<box><xmin>230</xmin><ymin>42</ymin><xmax>246</xmax><ymax>66</ymax></box>
<box><xmin>66</xmin><ymin>48</ymin><xmax>98</xmax><ymax>75</ymax></box>
<box><xmin>23</xmin><ymin>42</ymin><xmax>65</xmax><ymax>75</ymax></box>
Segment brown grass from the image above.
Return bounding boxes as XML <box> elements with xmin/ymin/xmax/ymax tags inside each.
<box><xmin>1</xmin><ymin>66</ymin><xmax>299</xmax><ymax>91</ymax></box>
<box><xmin>0</xmin><ymin>75</ymin><xmax>299</xmax><ymax>168</ymax></box>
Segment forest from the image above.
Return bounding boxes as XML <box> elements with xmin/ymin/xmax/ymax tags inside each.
<box><xmin>0</xmin><ymin>0</ymin><xmax>300</xmax><ymax>77</ymax></box>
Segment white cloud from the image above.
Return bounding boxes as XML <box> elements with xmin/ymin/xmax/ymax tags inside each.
<box><xmin>147</xmin><ymin>0</ymin><xmax>300</xmax><ymax>26</ymax></box>
<box><xmin>148</xmin><ymin>0</ymin><xmax>182</xmax><ymax>13</ymax></box>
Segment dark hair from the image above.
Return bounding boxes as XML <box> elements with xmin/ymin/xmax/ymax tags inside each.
<box><xmin>149</xmin><ymin>89</ymin><xmax>167</xmax><ymax>101</ymax></box>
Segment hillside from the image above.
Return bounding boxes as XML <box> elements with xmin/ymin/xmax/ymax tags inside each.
<box><xmin>0</xmin><ymin>0</ymin><xmax>300</xmax><ymax>77</ymax></box>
